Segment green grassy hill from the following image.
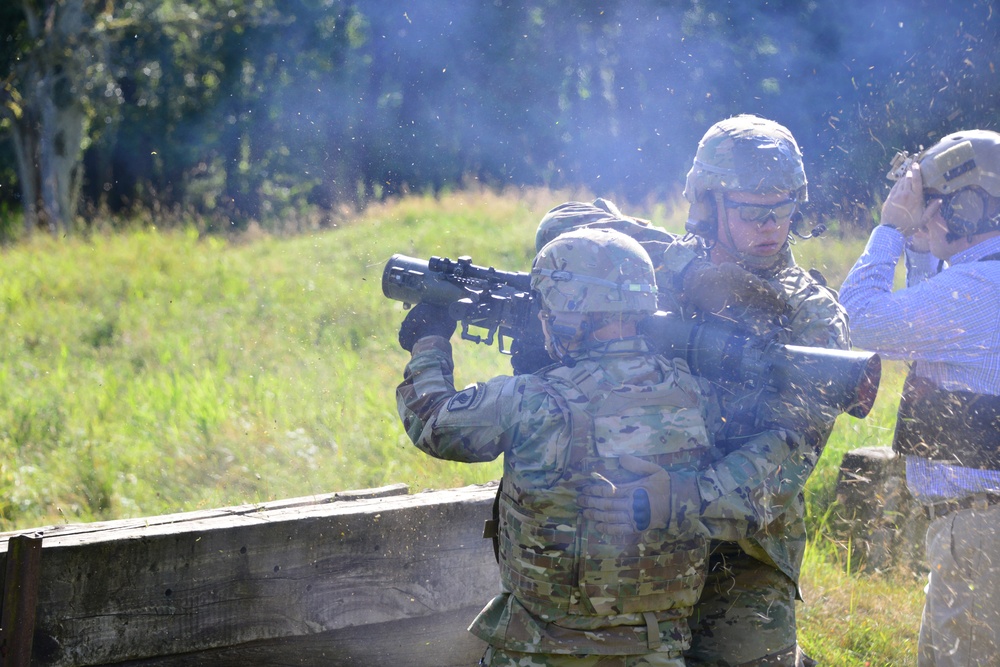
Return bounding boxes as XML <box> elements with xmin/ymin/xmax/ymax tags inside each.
<box><xmin>0</xmin><ymin>188</ymin><xmax>921</xmax><ymax>664</ymax></box>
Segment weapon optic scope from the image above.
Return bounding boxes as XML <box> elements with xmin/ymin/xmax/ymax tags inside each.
<box><xmin>382</xmin><ymin>254</ymin><xmax>535</xmax><ymax>351</ymax></box>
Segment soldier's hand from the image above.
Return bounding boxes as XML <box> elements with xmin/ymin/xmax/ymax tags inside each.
<box><xmin>398</xmin><ymin>303</ymin><xmax>457</xmax><ymax>352</ymax></box>
<box><xmin>682</xmin><ymin>260</ymin><xmax>786</xmax><ymax>317</ymax></box>
<box><xmin>578</xmin><ymin>455</ymin><xmax>672</xmax><ymax>535</ymax></box>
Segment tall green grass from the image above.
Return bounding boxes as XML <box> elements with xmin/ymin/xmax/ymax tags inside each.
<box><xmin>0</xmin><ymin>188</ymin><xmax>591</xmax><ymax>527</ymax></box>
<box><xmin>798</xmin><ymin>538</ymin><xmax>923</xmax><ymax>665</ymax></box>
<box><xmin>0</xmin><ymin>188</ymin><xmax>922</xmax><ymax>664</ymax></box>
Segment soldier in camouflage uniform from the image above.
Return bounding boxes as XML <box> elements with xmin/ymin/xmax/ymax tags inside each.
<box><xmin>396</xmin><ymin>227</ymin><xmax>719</xmax><ymax>666</ymax></box>
<box><xmin>571</xmin><ymin>116</ymin><xmax>851</xmax><ymax>666</ymax></box>
<box><xmin>668</xmin><ymin>115</ymin><xmax>849</xmax><ymax>667</ymax></box>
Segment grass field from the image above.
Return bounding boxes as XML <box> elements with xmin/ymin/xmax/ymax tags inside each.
<box><xmin>0</xmin><ymin>187</ymin><xmax>922</xmax><ymax>664</ymax></box>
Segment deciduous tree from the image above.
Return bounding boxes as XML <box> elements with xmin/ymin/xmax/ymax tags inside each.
<box><xmin>1</xmin><ymin>0</ymin><xmax>113</xmax><ymax>235</ymax></box>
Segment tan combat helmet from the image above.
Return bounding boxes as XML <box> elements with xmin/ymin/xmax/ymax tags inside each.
<box><xmin>531</xmin><ymin>227</ymin><xmax>657</xmax><ymax>315</ymax></box>
<box><xmin>683</xmin><ymin>114</ymin><xmax>807</xmax><ymax>240</ymax></box>
<box><xmin>919</xmin><ymin>129</ymin><xmax>1000</xmax><ymax>240</ymax></box>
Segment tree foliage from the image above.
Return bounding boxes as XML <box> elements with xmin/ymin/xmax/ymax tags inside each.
<box><xmin>0</xmin><ymin>0</ymin><xmax>114</xmax><ymax>235</ymax></box>
<box><xmin>1</xmin><ymin>0</ymin><xmax>999</xmax><ymax>235</ymax></box>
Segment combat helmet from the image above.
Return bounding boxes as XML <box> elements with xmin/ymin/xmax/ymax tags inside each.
<box><xmin>531</xmin><ymin>227</ymin><xmax>657</xmax><ymax>315</ymax></box>
<box><xmin>683</xmin><ymin>115</ymin><xmax>807</xmax><ymax>239</ymax></box>
<box><xmin>918</xmin><ymin>129</ymin><xmax>1000</xmax><ymax>239</ymax></box>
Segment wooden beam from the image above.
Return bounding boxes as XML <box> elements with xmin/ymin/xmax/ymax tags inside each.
<box><xmin>0</xmin><ymin>484</ymin><xmax>498</xmax><ymax>667</ymax></box>
<box><xmin>102</xmin><ymin>606</ymin><xmax>486</xmax><ymax>666</ymax></box>
<box><xmin>0</xmin><ymin>533</ymin><xmax>43</xmax><ymax>667</ymax></box>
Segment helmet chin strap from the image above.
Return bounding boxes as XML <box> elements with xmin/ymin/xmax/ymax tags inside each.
<box><xmin>543</xmin><ymin>313</ymin><xmax>594</xmax><ymax>367</ymax></box>
<box><xmin>546</xmin><ymin>336</ymin><xmax>577</xmax><ymax>368</ymax></box>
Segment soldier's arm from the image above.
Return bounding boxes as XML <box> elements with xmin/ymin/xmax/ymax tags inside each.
<box><xmin>579</xmin><ymin>380</ymin><xmax>812</xmax><ymax>537</ymax></box>
<box><xmin>671</xmin><ymin>422</ymin><xmax>810</xmax><ymax>539</ymax></box>
<box><xmin>674</xmin><ymin>286</ymin><xmax>850</xmax><ymax>537</ymax></box>
<box><xmin>397</xmin><ymin>336</ymin><xmax>516</xmax><ymax>463</ymax></box>
<box><xmin>396</xmin><ymin>336</ymin><xmax>556</xmax><ymax>463</ymax></box>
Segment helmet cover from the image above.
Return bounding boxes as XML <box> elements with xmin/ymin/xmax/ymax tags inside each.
<box><xmin>534</xmin><ymin>201</ymin><xmax>620</xmax><ymax>253</ymax></box>
<box><xmin>531</xmin><ymin>228</ymin><xmax>657</xmax><ymax>314</ymax></box>
<box><xmin>683</xmin><ymin>114</ymin><xmax>808</xmax><ymax>206</ymax></box>
<box><xmin>919</xmin><ymin>130</ymin><xmax>1000</xmax><ymax>197</ymax></box>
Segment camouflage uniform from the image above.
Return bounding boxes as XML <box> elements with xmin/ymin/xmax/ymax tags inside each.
<box><xmin>397</xmin><ymin>229</ymin><xmax>718</xmax><ymax>666</ymax></box>
<box><xmin>673</xmin><ymin>115</ymin><xmax>848</xmax><ymax>666</ymax></box>
<box><xmin>536</xmin><ymin>190</ymin><xmax>848</xmax><ymax>664</ymax></box>
<box><xmin>658</xmin><ymin>240</ymin><xmax>848</xmax><ymax>667</ymax></box>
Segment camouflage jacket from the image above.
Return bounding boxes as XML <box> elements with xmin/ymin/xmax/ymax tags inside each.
<box><xmin>397</xmin><ymin>336</ymin><xmax>716</xmax><ymax>655</ymax></box>
<box><xmin>656</xmin><ymin>236</ymin><xmax>850</xmax><ymax>586</ymax></box>
<box><xmin>515</xmin><ymin>214</ymin><xmax>849</xmax><ymax>588</ymax></box>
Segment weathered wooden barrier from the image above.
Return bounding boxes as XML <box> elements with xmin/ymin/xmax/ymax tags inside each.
<box><xmin>0</xmin><ymin>483</ymin><xmax>499</xmax><ymax>666</ymax></box>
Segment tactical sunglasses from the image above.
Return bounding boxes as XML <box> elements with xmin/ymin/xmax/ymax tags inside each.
<box><xmin>723</xmin><ymin>198</ymin><xmax>797</xmax><ymax>224</ymax></box>
<box><xmin>924</xmin><ymin>187</ymin><xmax>989</xmax><ymax>233</ymax></box>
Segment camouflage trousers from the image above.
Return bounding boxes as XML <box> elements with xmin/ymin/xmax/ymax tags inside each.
<box><xmin>479</xmin><ymin>646</ymin><xmax>685</xmax><ymax>667</ymax></box>
<box><xmin>684</xmin><ymin>542</ymin><xmax>810</xmax><ymax>667</ymax></box>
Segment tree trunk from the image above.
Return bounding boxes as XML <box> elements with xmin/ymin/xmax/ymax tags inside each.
<box><xmin>8</xmin><ymin>110</ymin><xmax>40</xmax><ymax>234</ymax></box>
<box><xmin>3</xmin><ymin>0</ymin><xmax>101</xmax><ymax>236</ymax></box>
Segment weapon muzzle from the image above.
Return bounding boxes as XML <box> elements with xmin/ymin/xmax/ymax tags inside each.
<box><xmin>776</xmin><ymin>346</ymin><xmax>881</xmax><ymax>419</ymax></box>
<box><xmin>382</xmin><ymin>254</ymin><xmax>469</xmax><ymax>306</ymax></box>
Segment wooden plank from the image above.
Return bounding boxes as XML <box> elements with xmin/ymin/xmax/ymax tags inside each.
<box><xmin>103</xmin><ymin>606</ymin><xmax>486</xmax><ymax>666</ymax></box>
<box><xmin>0</xmin><ymin>533</ymin><xmax>44</xmax><ymax>667</ymax></box>
<box><xmin>0</xmin><ymin>484</ymin><xmax>499</xmax><ymax>667</ymax></box>
<box><xmin>0</xmin><ymin>484</ymin><xmax>411</xmax><ymax>548</ymax></box>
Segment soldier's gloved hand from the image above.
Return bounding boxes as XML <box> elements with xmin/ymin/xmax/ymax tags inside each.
<box><xmin>398</xmin><ymin>303</ymin><xmax>457</xmax><ymax>352</ymax></box>
<box><xmin>682</xmin><ymin>260</ymin><xmax>786</xmax><ymax>317</ymax></box>
<box><xmin>578</xmin><ymin>455</ymin><xmax>672</xmax><ymax>535</ymax></box>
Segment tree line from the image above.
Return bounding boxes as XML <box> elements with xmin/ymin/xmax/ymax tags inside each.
<box><xmin>1</xmin><ymin>0</ymin><xmax>998</xmax><ymax>238</ymax></box>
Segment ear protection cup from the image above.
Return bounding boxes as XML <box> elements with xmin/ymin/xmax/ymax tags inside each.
<box><xmin>946</xmin><ymin>214</ymin><xmax>980</xmax><ymax>238</ymax></box>
<box><xmin>685</xmin><ymin>193</ymin><xmax>718</xmax><ymax>238</ymax></box>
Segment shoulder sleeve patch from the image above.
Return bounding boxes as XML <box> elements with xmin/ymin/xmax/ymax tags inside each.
<box><xmin>447</xmin><ymin>384</ymin><xmax>485</xmax><ymax>411</ymax></box>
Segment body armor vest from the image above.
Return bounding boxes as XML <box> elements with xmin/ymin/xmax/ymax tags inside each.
<box><xmin>498</xmin><ymin>353</ymin><xmax>712</xmax><ymax>621</ymax></box>
<box><xmin>892</xmin><ymin>369</ymin><xmax>1000</xmax><ymax>469</ymax></box>
<box><xmin>892</xmin><ymin>253</ymin><xmax>1000</xmax><ymax>468</ymax></box>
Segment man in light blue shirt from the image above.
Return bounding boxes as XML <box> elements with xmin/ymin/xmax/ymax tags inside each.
<box><xmin>840</xmin><ymin>129</ymin><xmax>1000</xmax><ymax>667</ymax></box>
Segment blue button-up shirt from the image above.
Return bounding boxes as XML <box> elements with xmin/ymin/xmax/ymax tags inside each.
<box><xmin>840</xmin><ymin>226</ymin><xmax>1000</xmax><ymax>501</ymax></box>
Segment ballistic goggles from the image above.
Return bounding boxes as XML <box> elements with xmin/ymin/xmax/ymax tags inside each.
<box><xmin>723</xmin><ymin>197</ymin><xmax>798</xmax><ymax>224</ymax></box>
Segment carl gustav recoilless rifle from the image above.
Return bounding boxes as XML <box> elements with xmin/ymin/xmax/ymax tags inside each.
<box><xmin>382</xmin><ymin>253</ymin><xmax>881</xmax><ymax>419</ymax></box>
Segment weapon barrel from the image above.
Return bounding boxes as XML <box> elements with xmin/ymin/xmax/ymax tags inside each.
<box><xmin>772</xmin><ymin>345</ymin><xmax>881</xmax><ymax>419</ymax></box>
<box><xmin>639</xmin><ymin>311</ymin><xmax>881</xmax><ymax>419</ymax></box>
<box><xmin>383</xmin><ymin>255</ymin><xmax>882</xmax><ymax>419</ymax></box>
<box><xmin>426</xmin><ymin>256</ymin><xmax>532</xmax><ymax>292</ymax></box>
<box><xmin>382</xmin><ymin>254</ymin><xmax>533</xmax><ymax>306</ymax></box>
<box><xmin>382</xmin><ymin>254</ymin><xmax>470</xmax><ymax>306</ymax></box>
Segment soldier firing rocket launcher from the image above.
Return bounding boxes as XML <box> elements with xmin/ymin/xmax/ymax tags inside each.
<box><xmin>382</xmin><ymin>253</ymin><xmax>881</xmax><ymax>419</ymax></box>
